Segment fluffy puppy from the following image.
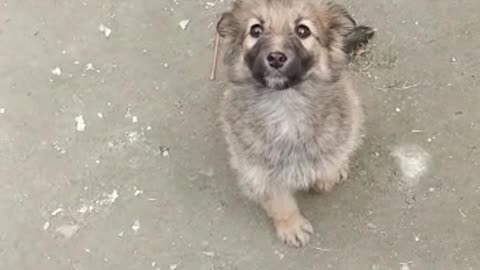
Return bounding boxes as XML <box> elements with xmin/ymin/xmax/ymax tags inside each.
<box><xmin>217</xmin><ymin>0</ymin><xmax>374</xmax><ymax>247</ymax></box>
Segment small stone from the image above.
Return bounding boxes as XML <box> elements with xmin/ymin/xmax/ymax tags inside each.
<box><xmin>55</xmin><ymin>224</ymin><xmax>80</xmax><ymax>239</ymax></box>
<box><xmin>99</xmin><ymin>24</ymin><xmax>112</xmax><ymax>37</ymax></box>
<box><xmin>51</xmin><ymin>208</ymin><xmax>64</xmax><ymax>216</ymax></box>
<box><xmin>179</xmin><ymin>19</ymin><xmax>190</xmax><ymax>30</ymax></box>
<box><xmin>85</xmin><ymin>63</ymin><xmax>95</xmax><ymax>71</ymax></box>
<box><xmin>43</xmin><ymin>222</ymin><xmax>50</xmax><ymax>231</ymax></box>
<box><xmin>51</xmin><ymin>67</ymin><xmax>62</xmax><ymax>76</ymax></box>
<box><xmin>203</xmin><ymin>251</ymin><xmax>215</xmax><ymax>258</ymax></box>
<box><xmin>75</xmin><ymin>115</ymin><xmax>86</xmax><ymax>132</ymax></box>
<box><xmin>131</xmin><ymin>220</ymin><xmax>141</xmax><ymax>232</ymax></box>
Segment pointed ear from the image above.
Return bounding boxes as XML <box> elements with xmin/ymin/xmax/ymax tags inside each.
<box><xmin>217</xmin><ymin>12</ymin><xmax>241</xmax><ymax>38</ymax></box>
<box><xmin>322</xmin><ymin>3</ymin><xmax>375</xmax><ymax>54</ymax></box>
<box><xmin>315</xmin><ymin>3</ymin><xmax>359</xmax><ymax>80</ymax></box>
<box><xmin>318</xmin><ymin>2</ymin><xmax>357</xmax><ymax>51</ymax></box>
<box><xmin>324</xmin><ymin>2</ymin><xmax>357</xmax><ymax>38</ymax></box>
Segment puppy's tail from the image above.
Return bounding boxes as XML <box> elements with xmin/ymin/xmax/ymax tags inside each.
<box><xmin>343</xmin><ymin>25</ymin><xmax>376</xmax><ymax>55</ymax></box>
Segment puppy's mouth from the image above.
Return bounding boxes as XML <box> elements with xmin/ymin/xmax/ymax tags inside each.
<box><xmin>263</xmin><ymin>71</ymin><xmax>295</xmax><ymax>90</ymax></box>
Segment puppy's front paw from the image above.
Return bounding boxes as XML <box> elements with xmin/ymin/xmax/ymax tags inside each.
<box><xmin>314</xmin><ymin>166</ymin><xmax>349</xmax><ymax>193</ymax></box>
<box><xmin>273</xmin><ymin>214</ymin><xmax>313</xmax><ymax>247</ymax></box>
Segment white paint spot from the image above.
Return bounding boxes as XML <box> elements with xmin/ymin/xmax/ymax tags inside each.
<box><xmin>400</xmin><ymin>262</ymin><xmax>412</xmax><ymax>270</ymax></box>
<box><xmin>0</xmin><ymin>108</ymin><xmax>5</xmax><ymax>114</ymax></box>
<box><xmin>127</xmin><ymin>131</ymin><xmax>140</xmax><ymax>144</ymax></box>
<box><xmin>169</xmin><ymin>264</ymin><xmax>179</xmax><ymax>270</ymax></box>
<box><xmin>179</xmin><ymin>19</ymin><xmax>190</xmax><ymax>30</ymax></box>
<box><xmin>134</xmin><ymin>189</ymin><xmax>144</xmax><ymax>196</ymax></box>
<box><xmin>75</xmin><ymin>115</ymin><xmax>86</xmax><ymax>132</ymax></box>
<box><xmin>85</xmin><ymin>63</ymin><xmax>95</xmax><ymax>71</ymax></box>
<box><xmin>132</xmin><ymin>116</ymin><xmax>138</xmax><ymax>123</ymax></box>
<box><xmin>106</xmin><ymin>189</ymin><xmax>119</xmax><ymax>204</ymax></box>
<box><xmin>99</xmin><ymin>24</ymin><xmax>112</xmax><ymax>37</ymax></box>
<box><xmin>43</xmin><ymin>222</ymin><xmax>50</xmax><ymax>231</ymax></box>
<box><xmin>97</xmin><ymin>112</ymin><xmax>103</xmax><ymax>118</ymax></box>
<box><xmin>77</xmin><ymin>204</ymin><xmax>89</xmax><ymax>214</ymax></box>
<box><xmin>74</xmin><ymin>60</ymin><xmax>80</xmax><ymax>65</ymax></box>
<box><xmin>131</xmin><ymin>220</ymin><xmax>141</xmax><ymax>232</ymax></box>
<box><xmin>203</xmin><ymin>251</ymin><xmax>215</xmax><ymax>258</ymax></box>
<box><xmin>205</xmin><ymin>2</ymin><xmax>216</xmax><ymax>8</ymax></box>
<box><xmin>274</xmin><ymin>250</ymin><xmax>285</xmax><ymax>260</ymax></box>
<box><xmin>51</xmin><ymin>67</ymin><xmax>62</xmax><ymax>76</ymax></box>
<box><xmin>392</xmin><ymin>145</ymin><xmax>430</xmax><ymax>186</ymax></box>
<box><xmin>56</xmin><ymin>224</ymin><xmax>80</xmax><ymax>239</ymax></box>
<box><xmin>51</xmin><ymin>208</ymin><xmax>64</xmax><ymax>216</ymax></box>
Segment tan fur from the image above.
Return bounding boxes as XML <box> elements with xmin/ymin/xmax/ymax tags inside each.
<box><xmin>218</xmin><ymin>0</ymin><xmax>365</xmax><ymax>247</ymax></box>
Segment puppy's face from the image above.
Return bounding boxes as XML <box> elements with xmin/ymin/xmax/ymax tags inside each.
<box><xmin>218</xmin><ymin>0</ymin><xmax>356</xmax><ymax>90</ymax></box>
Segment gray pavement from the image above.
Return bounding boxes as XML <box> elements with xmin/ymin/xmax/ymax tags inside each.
<box><xmin>1</xmin><ymin>0</ymin><xmax>479</xmax><ymax>269</ymax></box>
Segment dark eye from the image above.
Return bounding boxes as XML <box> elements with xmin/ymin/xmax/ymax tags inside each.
<box><xmin>295</xmin><ymin>25</ymin><xmax>311</xmax><ymax>39</ymax></box>
<box><xmin>250</xmin><ymin>24</ymin><xmax>264</xmax><ymax>38</ymax></box>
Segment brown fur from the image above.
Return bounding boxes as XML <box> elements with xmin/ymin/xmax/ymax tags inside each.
<box><xmin>218</xmin><ymin>0</ymin><xmax>371</xmax><ymax>247</ymax></box>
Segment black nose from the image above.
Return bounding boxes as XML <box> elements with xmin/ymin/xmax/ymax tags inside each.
<box><xmin>267</xmin><ymin>52</ymin><xmax>288</xmax><ymax>69</ymax></box>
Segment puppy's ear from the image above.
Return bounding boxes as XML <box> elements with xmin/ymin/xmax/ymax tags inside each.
<box><xmin>315</xmin><ymin>3</ymin><xmax>359</xmax><ymax>80</ymax></box>
<box><xmin>322</xmin><ymin>3</ymin><xmax>375</xmax><ymax>54</ymax></box>
<box><xmin>321</xmin><ymin>3</ymin><xmax>357</xmax><ymax>49</ymax></box>
<box><xmin>217</xmin><ymin>12</ymin><xmax>241</xmax><ymax>38</ymax></box>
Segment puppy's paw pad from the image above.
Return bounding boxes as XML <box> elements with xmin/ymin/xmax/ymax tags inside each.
<box><xmin>274</xmin><ymin>215</ymin><xmax>313</xmax><ymax>247</ymax></box>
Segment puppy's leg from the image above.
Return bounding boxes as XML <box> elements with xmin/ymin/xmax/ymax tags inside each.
<box><xmin>314</xmin><ymin>163</ymin><xmax>349</xmax><ymax>193</ymax></box>
<box><xmin>260</xmin><ymin>189</ymin><xmax>313</xmax><ymax>247</ymax></box>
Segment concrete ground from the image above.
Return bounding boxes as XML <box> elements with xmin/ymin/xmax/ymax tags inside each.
<box><xmin>1</xmin><ymin>0</ymin><xmax>479</xmax><ymax>269</ymax></box>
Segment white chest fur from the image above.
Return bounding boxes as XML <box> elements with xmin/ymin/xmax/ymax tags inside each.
<box><xmin>256</xmin><ymin>91</ymin><xmax>312</xmax><ymax>143</ymax></box>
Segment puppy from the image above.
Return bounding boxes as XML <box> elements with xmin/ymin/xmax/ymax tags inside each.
<box><xmin>217</xmin><ymin>0</ymin><xmax>374</xmax><ymax>247</ymax></box>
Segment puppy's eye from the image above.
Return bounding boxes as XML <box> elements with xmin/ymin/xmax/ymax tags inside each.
<box><xmin>249</xmin><ymin>24</ymin><xmax>264</xmax><ymax>38</ymax></box>
<box><xmin>295</xmin><ymin>25</ymin><xmax>311</xmax><ymax>39</ymax></box>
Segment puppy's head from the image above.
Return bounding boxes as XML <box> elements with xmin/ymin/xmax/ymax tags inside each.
<box><xmin>218</xmin><ymin>0</ymin><xmax>357</xmax><ymax>90</ymax></box>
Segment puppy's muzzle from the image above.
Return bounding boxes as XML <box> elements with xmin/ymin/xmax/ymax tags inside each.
<box><xmin>267</xmin><ymin>51</ymin><xmax>288</xmax><ymax>69</ymax></box>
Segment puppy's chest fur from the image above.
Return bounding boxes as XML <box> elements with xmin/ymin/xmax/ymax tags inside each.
<box><xmin>241</xmin><ymin>91</ymin><xmax>322</xmax><ymax>167</ymax></box>
<box><xmin>257</xmin><ymin>92</ymin><xmax>313</xmax><ymax>144</ymax></box>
